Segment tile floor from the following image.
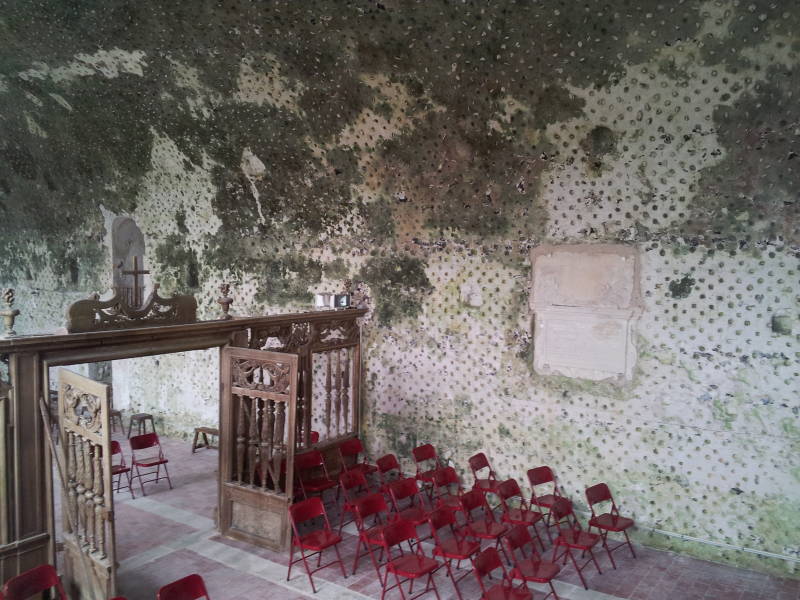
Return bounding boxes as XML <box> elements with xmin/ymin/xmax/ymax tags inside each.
<box><xmin>94</xmin><ymin>436</ymin><xmax>799</xmax><ymax>600</ymax></box>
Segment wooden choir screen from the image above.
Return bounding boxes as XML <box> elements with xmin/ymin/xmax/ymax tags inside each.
<box><xmin>58</xmin><ymin>369</ymin><xmax>115</xmax><ymax>600</ymax></box>
<box><xmin>249</xmin><ymin>315</ymin><xmax>361</xmax><ymax>450</ymax></box>
<box><xmin>219</xmin><ymin>347</ymin><xmax>298</xmax><ymax>550</ymax></box>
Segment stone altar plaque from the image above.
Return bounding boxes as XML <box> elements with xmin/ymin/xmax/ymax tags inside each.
<box><xmin>530</xmin><ymin>244</ymin><xmax>641</xmax><ymax>382</ymax></box>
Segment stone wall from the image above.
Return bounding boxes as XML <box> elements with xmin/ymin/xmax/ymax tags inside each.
<box><xmin>1</xmin><ymin>1</ymin><xmax>798</xmax><ymax>576</ymax></box>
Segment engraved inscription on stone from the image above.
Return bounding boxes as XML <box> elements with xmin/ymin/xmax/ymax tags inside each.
<box><xmin>530</xmin><ymin>245</ymin><xmax>641</xmax><ymax>382</ymax></box>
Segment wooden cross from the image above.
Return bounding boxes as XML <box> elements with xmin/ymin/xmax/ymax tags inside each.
<box><xmin>120</xmin><ymin>255</ymin><xmax>150</xmax><ymax>307</ymax></box>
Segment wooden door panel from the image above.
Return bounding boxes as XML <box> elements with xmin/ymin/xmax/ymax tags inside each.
<box><xmin>58</xmin><ymin>368</ymin><xmax>115</xmax><ymax>600</ymax></box>
<box><xmin>219</xmin><ymin>347</ymin><xmax>298</xmax><ymax>550</ymax></box>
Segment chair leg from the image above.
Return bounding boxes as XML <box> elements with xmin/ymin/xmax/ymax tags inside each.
<box><xmin>135</xmin><ymin>465</ymin><xmax>147</xmax><ymax>496</ymax></box>
<box><xmin>163</xmin><ymin>463</ymin><xmax>174</xmax><ymax>489</ymax></box>
<box><xmin>333</xmin><ymin>543</ymin><xmax>348</xmax><ymax>578</ymax></box>
<box><xmin>191</xmin><ymin>429</ymin><xmax>200</xmax><ymax>454</ymax></box>
<box><xmin>624</xmin><ymin>530</ymin><xmax>636</xmax><ymax>558</ymax></box>
<box><xmin>444</xmin><ymin>559</ymin><xmax>465</xmax><ymax>600</ymax></box>
<box><xmin>127</xmin><ymin>470</ymin><xmax>136</xmax><ymax>499</ymax></box>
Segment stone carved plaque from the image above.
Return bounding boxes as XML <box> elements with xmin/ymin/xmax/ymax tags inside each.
<box><xmin>530</xmin><ymin>244</ymin><xmax>641</xmax><ymax>382</ymax></box>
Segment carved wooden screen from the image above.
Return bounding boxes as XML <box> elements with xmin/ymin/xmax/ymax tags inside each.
<box><xmin>219</xmin><ymin>347</ymin><xmax>298</xmax><ymax>550</ymax></box>
<box><xmin>58</xmin><ymin>369</ymin><xmax>115</xmax><ymax>600</ymax></box>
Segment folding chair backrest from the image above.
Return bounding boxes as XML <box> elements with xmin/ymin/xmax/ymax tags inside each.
<box><xmin>156</xmin><ymin>573</ymin><xmax>210</xmax><ymax>600</ymax></box>
<box><xmin>295</xmin><ymin>449</ymin><xmax>325</xmax><ymax>472</ymax></box>
<box><xmin>472</xmin><ymin>547</ymin><xmax>510</xmax><ymax>594</ymax></box>
<box><xmin>354</xmin><ymin>492</ymin><xmax>389</xmax><ymax>523</ymax></box>
<box><xmin>497</xmin><ymin>478</ymin><xmax>523</xmax><ymax>502</ymax></box>
<box><xmin>459</xmin><ymin>488</ymin><xmax>487</xmax><ymax>515</ymax></box>
<box><xmin>428</xmin><ymin>506</ymin><xmax>457</xmax><ymax>533</ymax></box>
<box><xmin>504</xmin><ymin>523</ymin><xmax>534</xmax><ymax>555</ymax></box>
<box><xmin>586</xmin><ymin>482</ymin><xmax>612</xmax><ymax>506</ymax></box>
<box><xmin>388</xmin><ymin>477</ymin><xmax>421</xmax><ymax>503</ymax></box>
<box><xmin>432</xmin><ymin>465</ymin><xmax>460</xmax><ymax>497</ymax></box>
<box><xmin>550</xmin><ymin>496</ymin><xmax>577</xmax><ymax>528</ymax></box>
<box><xmin>339</xmin><ymin>437</ymin><xmax>365</xmax><ymax>459</ymax></box>
<box><xmin>130</xmin><ymin>432</ymin><xmax>160</xmax><ymax>451</ymax></box>
<box><xmin>381</xmin><ymin>518</ymin><xmax>418</xmax><ymax>550</ymax></box>
<box><xmin>468</xmin><ymin>452</ymin><xmax>492</xmax><ymax>477</ymax></box>
<box><xmin>111</xmin><ymin>440</ymin><xmax>123</xmax><ymax>456</ymax></box>
<box><xmin>412</xmin><ymin>443</ymin><xmax>439</xmax><ymax>470</ymax></box>
<box><xmin>290</xmin><ymin>496</ymin><xmax>327</xmax><ymax>526</ymax></box>
<box><xmin>340</xmin><ymin>469</ymin><xmax>368</xmax><ymax>501</ymax></box>
<box><xmin>2</xmin><ymin>564</ymin><xmax>67</xmax><ymax>600</ymax></box>
<box><xmin>528</xmin><ymin>466</ymin><xmax>556</xmax><ymax>489</ymax></box>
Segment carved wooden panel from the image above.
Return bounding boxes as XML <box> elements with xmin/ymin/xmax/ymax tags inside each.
<box><xmin>58</xmin><ymin>369</ymin><xmax>115</xmax><ymax>600</ymax></box>
<box><xmin>220</xmin><ymin>347</ymin><xmax>297</xmax><ymax>551</ymax></box>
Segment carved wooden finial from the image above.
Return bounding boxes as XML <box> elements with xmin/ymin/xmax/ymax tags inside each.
<box><xmin>1</xmin><ymin>288</ymin><xmax>21</xmax><ymax>337</ymax></box>
<box><xmin>217</xmin><ymin>283</ymin><xmax>234</xmax><ymax>320</ymax></box>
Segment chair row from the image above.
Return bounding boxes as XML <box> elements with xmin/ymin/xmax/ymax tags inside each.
<box><xmin>0</xmin><ymin>565</ymin><xmax>210</xmax><ymax>600</ymax></box>
<box><xmin>111</xmin><ymin>432</ymin><xmax>173</xmax><ymax>498</ymax></box>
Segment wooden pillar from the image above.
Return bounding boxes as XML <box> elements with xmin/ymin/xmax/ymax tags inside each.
<box><xmin>0</xmin><ymin>352</ymin><xmax>51</xmax><ymax>584</ymax></box>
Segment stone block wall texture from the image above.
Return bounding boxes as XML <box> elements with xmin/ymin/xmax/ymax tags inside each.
<box><xmin>1</xmin><ymin>0</ymin><xmax>798</xmax><ymax>576</ymax></box>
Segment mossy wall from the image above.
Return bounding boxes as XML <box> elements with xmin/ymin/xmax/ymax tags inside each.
<box><xmin>1</xmin><ymin>0</ymin><xmax>798</xmax><ymax>577</ymax></box>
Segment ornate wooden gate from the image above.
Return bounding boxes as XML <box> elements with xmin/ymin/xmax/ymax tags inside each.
<box><xmin>219</xmin><ymin>347</ymin><xmax>298</xmax><ymax>550</ymax></box>
<box><xmin>57</xmin><ymin>369</ymin><xmax>115</xmax><ymax>600</ymax></box>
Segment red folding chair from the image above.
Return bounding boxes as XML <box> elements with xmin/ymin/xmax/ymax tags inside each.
<box><xmin>352</xmin><ymin>492</ymin><xmax>392</xmax><ymax>577</ymax></box>
<box><xmin>294</xmin><ymin>449</ymin><xmax>337</xmax><ymax>502</ymax></box>
<box><xmin>497</xmin><ymin>479</ymin><xmax>545</xmax><ymax>551</ymax></box>
<box><xmin>377</xmin><ymin>453</ymin><xmax>405</xmax><ymax>493</ymax></box>
<box><xmin>388</xmin><ymin>478</ymin><xmax>431</xmax><ymax>531</ymax></box>
<box><xmin>472</xmin><ymin>547</ymin><xmax>532</xmax><ymax>600</ymax></box>
<box><xmin>468</xmin><ymin>452</ymin><xmax>500</xmax><ymax>497</ymax></box>
<box><xmin>2</xmin><ymin>564</ymin><xmax>67</xmax><ymax>600</ymax></box>
<box><xmin>338</xmin><ymin>437</ymin><xmax>378</xmax><ymax>477</ymax></box>
<box><xmin>339</xmin><ymin>469</ymin><xmax>370</xmax><ymax>533</ymax></box>
<box><xmin>586</xmin><ymin>483</ymin><xmax>636</xmax><ymax>567</ymax></box>
<box><xmin>287</xmin><ymin>497</ymin><xmax>347</xmax><ymax>593</ymax></box>
<box><xmin>527</xmin><ymin>466</ymin><xmax>563</xmax><ymax>541</ymax></box>
<box><xmin>412</xmin><ymin>444</ymin><xmax>446</xmax><ymax>497</ymax></box>
<box><xmin>379</xmin><ymin>519</ymin><xmax>441</xmax><ymax>600</ymax></box>
<box><xmin>459</xmin><ymin>489</ymin><xmax>510</xmax><ymax>561</ymax></box>
<box><xmin>129</xmin><ymin>432</ymin><xmax>173</xmax><ymax>496</ymax></box>
<box><xmin>430</xmin><ymin>466</ymin><xmax>464</xmax><ymax>513</ymax></box>
<box><xmin>550</xmin><ymin>497</ymin><xmax>602</xmax><ymax>590</ymax></box>
<box><xmin>504</xmin><ymin>524</ymin><xmax>561</xmax><ymax>600</ymax></box>
<box><xmin>157</xmin><ymin>573</ymin><xmax>210</xmax><ymax>600</ymax></box>
<box><xmin>428</xmin><ymin>507</ymin><xmax>480</xmax><ymax>600</ymax></box>
<box><xmin>111</xmin><ymin>439</ymin><xmax>135</xmax><ymax>499</ymax></box>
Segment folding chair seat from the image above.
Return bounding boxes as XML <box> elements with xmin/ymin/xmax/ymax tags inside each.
<box><xmin>352</xmin><ymin>492</ymin><xmax>392</xmax><ymax>577</ymax></box>
<box><xmin>377</xmin><ymin>453</ymin><xmax>405</xmax><ymax>493</ymax></box>
<box><xmin>550</xmin><ymin>497</ymin><xmax>602</xmax><ymax>590</ymax></box>
<box><xmin>459</xmin><ymin>489</ymin><xmax>510</xmax><ymax>561</ymax></box>
<box><xmin>287</xmin><ymin>497</ymin><xmax>348</xmax><ymax>593</ymax></box>
<box><xmin>2</xmin><ymin>564</ymin><xmax>67</xmax><ymax>600</ymax></box>
<box><xmin>388</xmin><ymin>478</ymin><xmax>431</xmax><ymax>531</ymax></box>
<box><xmin>338</xmin><ymin>437</ymin><xmax>378</xmax><ymax>478</ymax></box>
<box><xmin>497</xmin><ymin>479</ymin><xmax>545</xmax><ymax>551</ymax></box>
<box><xmin>428</xmin><ymin>507</ymin><xmax>481</xmax><ymax>600</ymax></box>
<box><xmin>339</xmin><ymin>469</ymin><xmax>370</xmax><ymax>533</ymax></box>
<box><xmin>379</xmin><ymin>519</ymin><xmax>441</xmax><ymax>600</ymax></box>
<box><xmin>412</xmin><ymin>444</ymin><xmax>446</xmax><ymax>497</ymax></box>
<box><xmin>129</xmin><ymin>432</ymin><xmax>173</xmax><ymax>496</ymax></box>
<box><xmin>527</xmin><ymin>466</ymin><xmax>563</xmax><ymax>541</ymax></box>
<box><xmin>472</xmin><ymin>547</ymin><xmax>532</xmax><ymax>600</ymax></box>
<box><xmin>430</xmin><ymin>466</ymin><xmax>464</xmax><ymax>513</ymax></box>
<box><xmin>157</xmin><ymin>573</ymin><xmax>210</xmax><ymax>600</ymax></box>
<box><xmin>468</xmin><ymin>452</ymin><xmax>501</xmax><ymax>497</ymax></box>
<box><xmin>295</xmin><ymin>449</ymin><xmax>337</xmax><ymax>502</ymax></box>
<box><xmin>504</xmin><ymin>524</ymin><xmax>561</xmax><ymax>600</ymax></box>
<box><xmin>111</xmin><ymin>439</ymin><xmax>135</xmax><ymax>499</ymax></box>
<box><xmin>586</xmin><ymin>482</ymin><xmax>636</xmax><ymax>568</ymax></box>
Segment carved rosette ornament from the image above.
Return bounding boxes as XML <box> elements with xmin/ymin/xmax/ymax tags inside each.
<box><xmin>62</xmin><ymin>384</ymin><xmax>103</xmax><ymax>433</ymax></box>
<box><xmin>232</xmin><ymin>358</ymin><xmax>291</xmax><ymax>395</ymax></box>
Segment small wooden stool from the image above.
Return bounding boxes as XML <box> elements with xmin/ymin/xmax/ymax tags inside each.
<box><xmin>192</xmin><ymin>427</ymin><xmax>219</xmax><ymax>453</ymax></box>
<box><xmin>127</xmin><ymin>413</ymin><xmax>156</xmax><ymax>438</ymax></box>
<box><xmin>111</xmin><ymin>409</ymin><xmax>125</xmax><ymax>433</ymax></box>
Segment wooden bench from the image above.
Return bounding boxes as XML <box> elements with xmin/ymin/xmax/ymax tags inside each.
<box><xmin>192</xmin><ymin>427</ymin><xmax>219</xmax><ymax>453</ymax></box>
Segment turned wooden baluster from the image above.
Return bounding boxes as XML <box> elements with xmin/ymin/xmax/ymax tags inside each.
<box><xmin>235</xmin><ymin>395</ymin><xmax>247</xmax><ymax>484</ymax></box>
<box><xmin>342</xmin><ymin>348</ymin><xmax>351</xmax><ymax>433</ymax></box>
<box><xmin>325</xmin><ymin>352</ymin><xmax>332</xmax><ymax>436</ymax></box>
<box><xmin>273</xmin><ymin>401</ymin><xmax>286</xmax><ymax>494</ymax></box>
<box><xmin>260</xmin><ymin>399</ymin><xmax>274</xmax><ymax>492</ymax></box>
<box><xmin>248</xmin><ymin>396</ymin><xmax>259</xmax><ymax>486</ymax></box>
<box><xmin>74</xmin><ymin>436</ymin><xmax>87</xmax><ymax>543</ymax></box>
<box><xmin>295</xmin><ymin>365</ymin><xmax>305</xmax><ymax>447</ymax></box>
<box><xmin>334</xmin><ymin>350</ymin><xmax>342</xmax><ymax>435</ymax></box>
<box><xmin>66</xmin><ymin>432</ymin><xmax>78</xmax><ymax>535</ymax></box>
<box><xmin>93</xmin><ymin>446</ymin><xmax>106</xmax><ymax>558</ymax></box>
<box><xmin>83</xmin><ymin>439</ymin><xmax>96</xmax><ymax>551</ymax></box>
